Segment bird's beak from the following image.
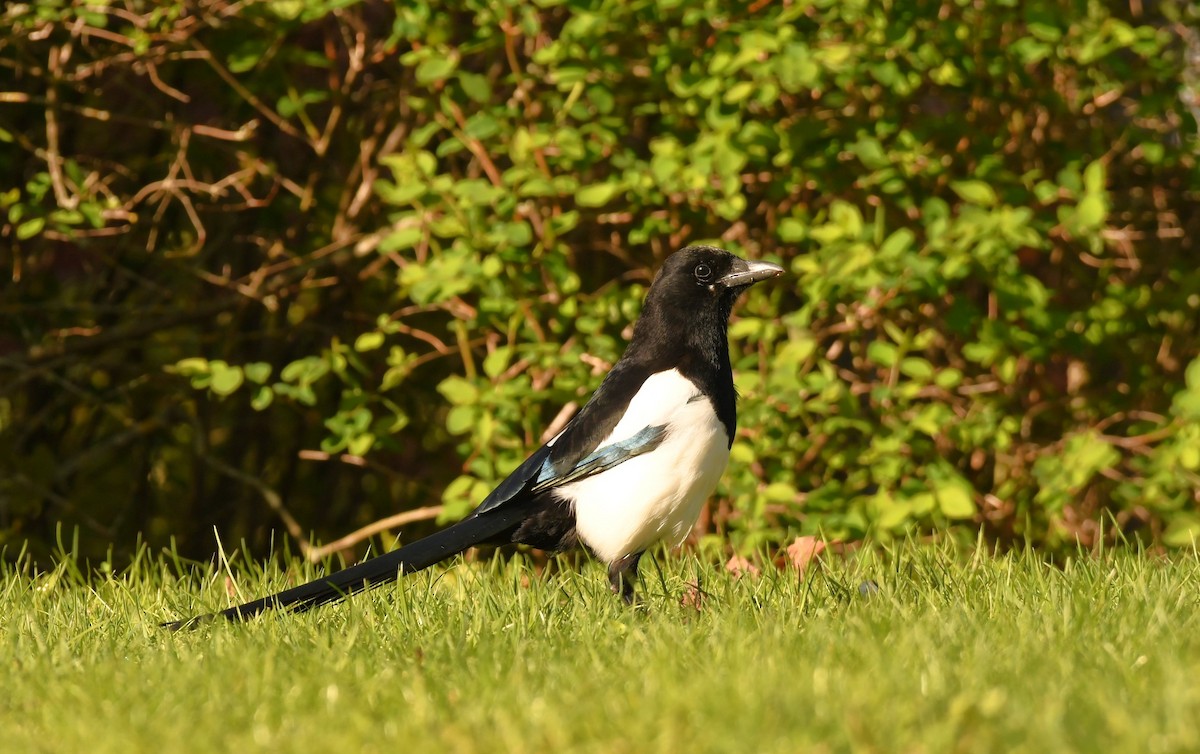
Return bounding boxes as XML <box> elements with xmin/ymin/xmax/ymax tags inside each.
<box><xmin>719</xmin><ymin>258</ymin><xmax>784</xmax><ymax>288</ymax></box>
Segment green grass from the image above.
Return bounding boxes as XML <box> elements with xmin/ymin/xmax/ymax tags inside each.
<box><xmin>2</xmin><ymin>542</ymin><xmax>1199</xmax><ymax>753</ymax></box>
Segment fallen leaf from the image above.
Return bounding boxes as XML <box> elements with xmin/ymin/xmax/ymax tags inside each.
<box><xmin>680</xmin><ymin>579</ymin><xmax>706</xmax><ymax>611</ymax></box>
<box><xmin>786</xmin><ymin>536</ymin><xmax>826</xmax><ymax>574</ymax></box>
<box><xmin>725</xmin><ymin>554</ymin><xmax>761</xmax><ymax>579</ymax></box>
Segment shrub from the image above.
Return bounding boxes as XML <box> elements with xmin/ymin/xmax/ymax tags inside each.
<box><xmin>1</xmin><ymin>0</ymin><xmax>1197</xmax><ymax>563</ymax></box>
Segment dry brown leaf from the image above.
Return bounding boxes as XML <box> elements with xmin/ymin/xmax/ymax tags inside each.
<box><xmin>786</xmin><ymin>536</ymin><xmax>827</xmax><ymax>574</ymax></box>
<box><xmin>725</xmin><ymin>554</ymin><xmax>761</xmax><ymax>579</ymax></box>
<box><xmin>680</xmin><ymin>579</ymin><xmax>706</xmax><ymax>611</ymax></box>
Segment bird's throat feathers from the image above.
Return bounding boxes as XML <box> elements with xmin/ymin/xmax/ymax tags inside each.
<box><xmin>622</xmin><ymin>290</ymin><xmax>737</xmax><ymax>444</ymax></box>
<box><xmin>627</xmin><ymin>288</ymin><xmax>733</xmax><ymax>373</ymax></box>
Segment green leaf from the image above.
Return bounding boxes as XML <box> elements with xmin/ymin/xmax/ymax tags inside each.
<box><xmin>1083</xmin><ymin>161</ymin><xmax>1106</xmax><ymax>195</ymax></box>
<box><xmin>878</xmin><ymin>228</ymin><xmax>914</xmax><ymax>258</ymax></box>
<box><xmin>16</xmin><ymin>217</ymin><xmax>44</xmax><ymax>240</ymax></box>
<box><xmin>1063</xmin><ymin>432</ymin><xmax>1119</xmax><ymax>488</ymax></box>
<box><xmin>446</xmin><ymin>405</ymin><xmax>475</xmax><ymax>435</ymax></box>
<box><xmin>934</xmin><ymin>369</ymin><xmax>963</xmax><ymax>389</ymax></box>
<box><xmin>723</xmin><ymin>82</ymin><xmax>755</xmax><ymax>103</ymax></box>
<box><xmin>872</xmin><ymin>490</ymin><xmax>913</xmax><ymax>529</ymax></box>
<box><xmin>729</xmin><ymin>441</ymin><xmax>755</xmax><ymax>464</ymax></box>
<box><xmin>251</xmin><ymin>386</ymin><xmax>274</xmax><ymax>411</ymax></box>
<box><xmin>1179</xmin><ymin>443</ymin><xmax>1200</xmax><ymax>472</ymax></box>
<box><xmin>483</xmin><ymin>347</ymin><xmax>511</xmax><ymax>379</ymax></box>
<box><xmin>729</xmin><ymin>319</ymin><xmax>762</xmax><ymax>340</ymax></box>
<box><xmin>899</xmin><ymin>357</ymin><xmax>934</xmax><ymax>381</ymax></box>
<box><xmin>763</xmin><ymin>482</ymin><xmax>797</xmax><ymax>503</ymax></box>
<box><xmin>576</xmin><ymin>182</ymin><xmax>621</xmax><ymax>207</ymax></box>
<box><xmin>174</xmin><ymin>358</ymin><xmax>211</xmax><ymax>377</ymax></box>
<box><xmin>374</xmin><ymin>180</ymin><xmax>426</xmax><ymax>206</ymax></box>
<box><xmin>778</xmin><ymin>218</ymin><xmax>807</xmax><ymax>242</ymax></box>
<box><xmin>244</xmin><ymin>362</ymin><xmax>273</xmax><ymax>384</ymax></box>
<box><xmin>209</xmin><ymin>365</ymin><xmax>244</xmax><ymax>396</ymax></box>
<box><xmin>1140</xmin><ymin>141</ymin><xmax>1164</xmax><ymax>164</ymax></box>
<box><xmin>1163</xmin><ymin>514</ymin><xmax>1200</xmax><ymax>548</ymax></box>
<box><xmin>227</xmin><ymin>49</ymin><xmax>261</xmax><ymax>74</ymax></box>
<box><xmin>909</xmin><ymin>492</ymin><xmax>936</xmax><ymax>516</ymax></box>
<box><xmin>936</xmin><ymin>481</ymin><xmax>976</xmax><ymax>520</ymax></box>
<box><xmin>280</xmin><ymin>356</ymin><xmax>329</xmax><ymax>385</ymax></box>
<box><xmin>77</xmin><ymin>202</ymin><xmax>102</xmax><ymax>229</ymax></box>
<box><xmin>910</xmin><ymin>403</ymin><xmax>953</xmax><ymax>437</ymax></box>
<box><xmin>267</xmin><ymin>0</ymin><xmax>303</xmax><ymax>20</ymax></box>
<box><xmin>355</xmin><ymin>332</ymin><xmax>385</xmax><ymax>352</ymax></box>
<box><xmin>415</xmin><ymin>54</ymin><xmax>458</xmax><ymax>85</ymax></box>
<box><xmin>588</xmin><ymin>86</ymin><xmax>614</xmax><ymax>114</ymax></box>
<box><xmin>495</xmin><ymin>221</ymin><xmax>532</xmax><ymax>248</ymax></box>
<box><xmin>437</xmin><ymin>376</ymin><xmax>479</xmax><ymax>405</ymax></box>
<box><xmin>829</xmin><ymin>201</ymin><xmax>863</xmax><ymax>237</ymax></box>
<box><xmin>276</xmin><ymin>89</ymin><xmax>327</xmax><ymax>117</ymax></box>
<box><xmin>867</xmin><ymin>341</ymin><xmax>897</xmax><ymax>367</ymax></box>
<box><xmin>458</xmin><ymin>72</ymin><xmax>491</xmax><ymax>103</ymax></box>
<box><xmin>76</xmin><ymin>8</ymin><xmax>108</xmax><ymax>26</ymax></box>
<box><xmin>950</xmin><ymin>180</ymin><xmax>998</xmax><ymax>207</ymax></box>
<box><xmin>347</xmin><ymin>433</ymin><xmax>375</xmax><ymax>457</ymax></box>
<box><xmin>1075</xmin><ymin>194</ymin><xmax>1106</xmax><ymax>228</ymax></box>
<box><xmin>463</xmin><ymin>113</ymin><xmax>500</xmax><ymax>140</ymax></box>
<box><xmin>440</xmin><ymin>474</ymin><xmax>486</xmax><ymax>520</ymax></box>
<box><xmin>379</xmin><ymin>227</ymin><xmax>423</xmax><ymax>252</ymax></box>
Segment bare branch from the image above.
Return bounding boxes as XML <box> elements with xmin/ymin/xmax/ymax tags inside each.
<box><xmin>304</xmin><ymin>506</ymin><xmax>444</xmax><ymax>563</ymax></box>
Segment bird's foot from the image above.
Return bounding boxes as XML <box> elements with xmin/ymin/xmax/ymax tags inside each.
<box><xmin>607</xmin><ymin>552</ymin><xmax>644</xmax><ymax>605</ymax></box>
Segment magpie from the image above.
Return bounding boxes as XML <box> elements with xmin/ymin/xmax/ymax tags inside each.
<box><xmin>164</xmin><ymin>246</ymin><xmax>782</xmax><ymax>628</ymax></box>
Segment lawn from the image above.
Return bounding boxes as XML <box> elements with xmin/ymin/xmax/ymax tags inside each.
<box><xmin>2</xmin><ymin>541</ymin><xmax>1198</xmax><ymax>753</ymax></box>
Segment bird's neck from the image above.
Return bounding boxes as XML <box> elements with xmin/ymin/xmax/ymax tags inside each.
<box><xmin>628</xmin><ymin>297</ymin><xmax>729</xmax><ymax>367</ymax></box>
<box><xmin>625</xmin><ymin>298</ymin><xmax>737</xmax><ymax>442</ymax></box>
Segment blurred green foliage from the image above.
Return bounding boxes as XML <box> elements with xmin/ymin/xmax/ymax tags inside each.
<box><xmin>1</xmin><ymin>0</ymin><xmax>1198</xmax><ymax>564</ymax></box>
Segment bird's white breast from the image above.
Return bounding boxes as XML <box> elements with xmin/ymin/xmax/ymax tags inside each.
<box><xmin>557</xmin><ymin>369</ymin><xmax>731</xmax><ymax>564</ymax></box>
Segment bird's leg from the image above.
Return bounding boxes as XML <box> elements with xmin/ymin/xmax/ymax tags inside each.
<box><xmin>607</xmin><ymin>552</ymin><xmax>643</xmax><ymax>605</ymax></box>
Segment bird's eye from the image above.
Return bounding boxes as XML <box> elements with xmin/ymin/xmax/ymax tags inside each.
<box><xmin>694</xmin><ymin>263</ymin><xmax>712</xmax><ymax>282</ymax></box>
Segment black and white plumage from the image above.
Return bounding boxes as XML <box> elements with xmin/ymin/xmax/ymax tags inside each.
<box><xmin>164</xmin><ymin>246</ymin><xmax>782</xmax><ymax>628</ymax></box>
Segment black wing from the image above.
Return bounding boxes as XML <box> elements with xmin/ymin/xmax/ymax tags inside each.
<box><xmin>474</xmin><ymin>360</ymin><xmax>658</xmax><ymax>515</ymax></box>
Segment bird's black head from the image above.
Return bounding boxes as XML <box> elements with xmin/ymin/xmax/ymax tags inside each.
<box><xmin>644</xmin><ymin>245</ymin><xmax>784</xmax><ymax>318</ymax></box>
<box><xmin>604</xmin><ymin>246</ymin><xmax>783</xmax><ymax>441</ymax></box>
<box><xmin>628</xmin><ymin>246</ymin><xmax>783</xmax><ymax>364</ymax></box>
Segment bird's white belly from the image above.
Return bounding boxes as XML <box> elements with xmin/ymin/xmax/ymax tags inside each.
<box><xmin>557</xmin><ymin>374</ymin><xmax>731</xmax><ymax>564</ymax></box>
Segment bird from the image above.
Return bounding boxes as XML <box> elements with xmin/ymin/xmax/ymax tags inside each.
<box><xmin>164</xmin><ymin>246</ymin><xmax>782</xmax><ymax>629</ymax></box>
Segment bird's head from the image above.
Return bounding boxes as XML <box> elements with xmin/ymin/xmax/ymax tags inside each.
<box><xmin>625</xmin><ymin>246</ymin><xmax>783</xmax><ymax>365</ymax></box>
<box><xmin>646</xmin><ymin>246</ymin><xmax>784</xmax><ymax>318</ymax></box>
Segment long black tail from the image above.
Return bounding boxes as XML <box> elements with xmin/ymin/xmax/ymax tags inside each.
<box><xmin>163</xmin><ymin>506</ymin><xmax>529</xmax><ymax>630</ymax></box>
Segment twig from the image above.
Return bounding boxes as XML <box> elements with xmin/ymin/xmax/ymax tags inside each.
<box><xmin>499</xmin><ymin>9</ymin><xmax>524</xmax><ymax>78</ymax></box>
<box><xmin>1101</xmin><ymin>423</ymin><xmax>1178</xmax><ymax>451</ymax></box>
<box><xmin>44</xmin><ymin>46</ymin><xmax>78</xmax><ymax>210</ymax></box>
<box><xmin>389</xmin><ymin>321</ymin><xmax>452</xmax><ymax>354</ymax></box>
<box><xmin>540</xmin><ymin>401</ymin><xmax>578</xmax><ymax>443</ymax></box>
<box><xmin>199</xmin><ymin>452</ymin><xmax>312</xmax><ymax>558</ymax></box>
<box><xmin>192</xmin><ymin>38</ymin><xmax>307</xmax><ymax>143</ymax></box>
<box><xmin>304</xmin><ymin>506</ymin><xmax>444</xmax><ymax>562</ymax></box>
<box><xmin>441</xmin><ymin>100</ymin><xmax>504</xmax><ymax>187</ymax></box>
<box><xmin>145</xmin><ymin>61</ymin><xmax>191</xmax><ymax>103</ymax></box>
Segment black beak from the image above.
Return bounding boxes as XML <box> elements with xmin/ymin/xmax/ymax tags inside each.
<box><xmin>719</xmin><ymin>258</ymin><xmax>784</xmax><ymax>288</ymax></box>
